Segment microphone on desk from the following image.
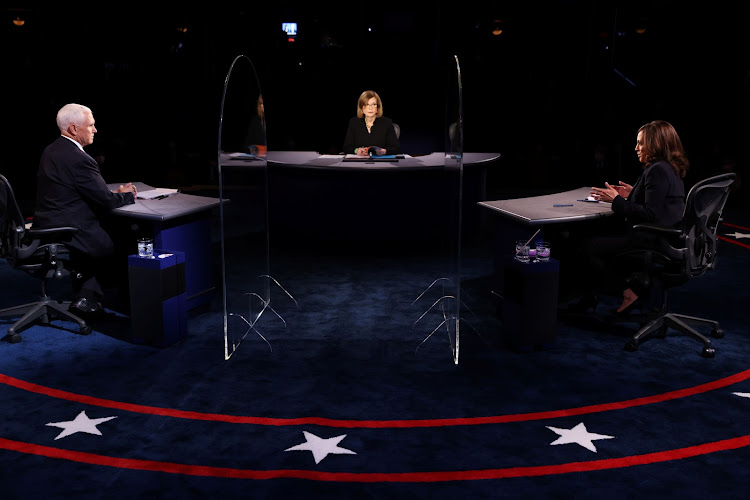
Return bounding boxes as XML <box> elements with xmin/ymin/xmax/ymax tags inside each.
<box><xmin>368</xmin><ymin>146</ymin><xmax>378</xmax><ymax>156</ymax></box>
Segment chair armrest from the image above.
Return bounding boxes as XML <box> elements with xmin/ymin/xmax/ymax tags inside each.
<box><xmin>27</xmin><ymin>226</ymin><xmax>78</xmax><ymax>239</ymax></box>
<box><xmin>631</xmin><ymin>224</ymin><xmax>682</xmax><ymax>237</ymax></box>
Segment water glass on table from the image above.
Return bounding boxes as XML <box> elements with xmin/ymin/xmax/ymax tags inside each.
<box><xmin>137</xmin><ymin>237</ymin><xmax>154</xmax><ymax>258</ymax></box>
<box><xmin>535</xmin><ymin>241</ymin><xmax>551</xmax><ymax>262</ymax></box>
<box><xmin>515</xmin><ymin>240</ymin><xmax>530</xmax><ymax>263</ymax></box>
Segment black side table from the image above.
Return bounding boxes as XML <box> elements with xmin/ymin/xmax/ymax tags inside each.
<box><xmin>500</xmin><ymin>256</ymin><xmax>559</xmax><ymax>351</ymax></box>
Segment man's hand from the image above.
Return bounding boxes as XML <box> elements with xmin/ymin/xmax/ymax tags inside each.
<box><xmin>115</xmin><ymin>183</ymin><xmax>137</xmax><ymax>197</ymax></box>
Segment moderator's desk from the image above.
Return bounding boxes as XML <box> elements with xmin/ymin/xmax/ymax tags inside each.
<box><xmin>108</xmin><ymin>183</ymin><xmax>221</xmax><ymax>310</ymax></box>
<box><xmin>221</xmin><ymin>151</ymin><xmax>500</xmax><ymax>171</ymax></box>
<box><xmin>220</xmin><ymin>151</ymin><xmax>500</xmax><ymax>246</ymax></box>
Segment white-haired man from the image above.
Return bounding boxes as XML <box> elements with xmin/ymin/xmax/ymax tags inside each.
<box><xmin>34</xmin><ymin>103</ymin><xmax>137</xmax><ymax>318</ymax></box>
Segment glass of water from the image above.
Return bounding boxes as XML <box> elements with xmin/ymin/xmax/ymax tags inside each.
<box><xmin>535</xmin><ymin>241</ymin><xmax>551</xmax><ymax>262</ymax></box>
<box><xmin>137</xmin><ymin>237</ymin><xmax>154</xmax><ymax>258</ymax></box>
<box><xmin>515</xmin><ymin>240</ymin><xmax>530</xmax><ymax>263</ymax></box>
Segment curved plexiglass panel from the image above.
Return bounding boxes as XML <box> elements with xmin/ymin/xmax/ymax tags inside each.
<box><xmin>413</xmin><ymin>55</ymin><xmax>475</xmax><ymax>365</ymax></box>
<box><xmin>217</xmin><ymin>55</ymin><xmax>278</xmax><ymax>360</ymax></box>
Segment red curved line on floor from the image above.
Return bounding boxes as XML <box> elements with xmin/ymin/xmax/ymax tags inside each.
<box><xmin>718</xmin><ymin>235</ymin><xmax>750</xmax><ymax>250</ymax></box>
<box><xmin>2</xmin><ymin>370</ymin><xmax>750</xmax><ymax>428</ymax></box>
<box><xmin>2</xmin><ymin>435</ymin><xmax>749</xmax><ymax>481</ymax></box>
<box><xmin>722</xmin><ymin>222</ymin><xmax>750</xmax><ymax>232</ymax></box>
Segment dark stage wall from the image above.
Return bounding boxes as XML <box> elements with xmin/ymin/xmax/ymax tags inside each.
<box><xmin>3</xmin><ymin>3</ymin><xmax>749</xmax><ymax>201</ymax></box>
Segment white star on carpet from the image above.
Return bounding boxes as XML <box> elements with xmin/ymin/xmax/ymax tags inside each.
<box><xmin>285</xmin><ymin>431</ymin><xmax>356</xmax><ymax>464</ymax></box>
<box><xmin>546</xmin><ymin>422</ymin><xmax>615</xmax><ymax>452</ymax></box>
<box><xmin>732</xmin><ymin>392</ymin><xmax>750</xmax><ymax>398</ymax></box>
<box><xmin>726</xmin><ymin>232</ymin><xmax>750</xmax><ymax>239</ymax></box>
<box><xmin>46</xmin><ymin>410</ymin><xmax>117</xmax><ymax>440</ymax></box>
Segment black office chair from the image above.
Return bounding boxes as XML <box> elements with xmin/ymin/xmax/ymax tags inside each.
<box><xmin>393</xmin><ymin>122</ymin><xmax>400</xmax><ymax>139</ymax></box>
<box><xmin>618</xmin><ymin>172</ymin><xmax>735</xmax><ymax>357</ymax></box>
<box><xmin>0</xmin><ymin>174</ymin><xmax>91</xmax><ymax>343</ymax></box>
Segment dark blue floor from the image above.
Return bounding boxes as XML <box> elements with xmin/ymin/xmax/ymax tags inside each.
<box><xmin>1</xmin><ymin>203</ymin><xmax>749</xmax><ymax>499</ymax></box>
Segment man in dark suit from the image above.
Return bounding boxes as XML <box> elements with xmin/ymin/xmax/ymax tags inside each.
<box><xmin>34</xmin><ymin>103</ymin><xmax>137</xmax><ymax>318</ymax></box>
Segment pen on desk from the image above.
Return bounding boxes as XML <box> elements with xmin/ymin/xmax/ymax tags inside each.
<box><xmin>553</xmin><ymin>204</ymin><xmax>574</xmax><ymax>207</ymax></box>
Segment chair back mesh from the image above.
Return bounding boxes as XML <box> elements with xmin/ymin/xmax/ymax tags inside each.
<box><xmin>681</xmin><ymin>173</ymin><xmax>735</xmax><ymax>278</ymax></box>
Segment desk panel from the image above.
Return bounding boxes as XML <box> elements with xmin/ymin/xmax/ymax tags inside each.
<box><xmin>478</xmin><ymin>187</ymin><xmax>613</xmax><ymax>225</ymax></box>
<box><xmin>479</xmin><ymin>187</ymin><xmax>614</xmax><ymax>296</ymax></box>
<box><xmin>257</xmin><ymin>152</ymin><xmax>499</xmax><ymax>246</ymax></box>
<box><xmin>108</xmin><ymin>184</ymin><xmax>220</xmax><ymax>310</ymax></box>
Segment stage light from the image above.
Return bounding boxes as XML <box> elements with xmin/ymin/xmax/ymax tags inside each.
<box><xmin>491</xmin><ymin>19</ymin><xmax>503</xmax><ymax>36</ymax></box>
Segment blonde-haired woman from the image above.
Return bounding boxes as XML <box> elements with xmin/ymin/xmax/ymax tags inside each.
<box><xmin>342</xmin><ymin>90</ymin><xmax>400</xmax><ymax>156</ymax></box>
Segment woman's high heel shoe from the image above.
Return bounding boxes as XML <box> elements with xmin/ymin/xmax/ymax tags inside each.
<box><xmin>613</xmin><ymin>298</ymin><xmax>642</xmax><ymax>317</ymax></box>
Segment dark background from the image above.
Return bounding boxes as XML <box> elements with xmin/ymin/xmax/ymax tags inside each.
<box><xmin>3</xmin><ymin>2</ymin><xmax>748</xmax><ymax>202</ymax></box>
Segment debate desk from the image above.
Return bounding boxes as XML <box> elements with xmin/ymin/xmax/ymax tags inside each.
<box><xmin>480</xmin><ymin>187</ymin><xmax>614</xmax><ymax>306</ymax></box>
<box><xmin>220</xmin><ymin>151</ymin><xmax>500</xmax><ymax>247</ymax></box>
<box><xmin>478</xmin><ymin>186</ymin><xmax>615</xmax><ymax>267</ymax></box>
<box><xmin>107</xmin><ymin>182</ymin><xmax>221</xmax><ymax>310</ymax></box>
<box><xmin>479</xmin><ymin>187</ymin><xmax>614</xmax><ymax>348</ymax></box>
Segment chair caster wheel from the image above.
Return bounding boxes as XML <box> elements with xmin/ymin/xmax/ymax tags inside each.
<box><xmin>702</xmin><ymin>346</ymin><xmax>715</xmax><ymax>358</ymax></box>
<box><xmin>711</xmin><ymin>328</ymin><xmax>724</xmax><ymax>338</ymax></box>
<box><xmin>4</xmin><ymin>333</ymin><xmax>22</xmax><ymax>343</ymax></box>
<box><xmin>624</xmin><ymin>340</ymin><xmax>638</xmax><ymax>352</ymax></box>
<box><xmin>79</xmin><ymin>324</ymin><xmax>93</xmax><ymax>335</ymax></box>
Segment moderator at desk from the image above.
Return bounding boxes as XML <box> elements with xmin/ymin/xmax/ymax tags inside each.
<box><xmin>107</xmin><ymin>182</ymin><xmax>221</xmax><ymax>310</ymax></box>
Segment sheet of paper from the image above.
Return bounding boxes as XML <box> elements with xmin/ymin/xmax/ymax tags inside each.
<box><xmin>137</xmin><ymin>188</ymin><xmax>179</xmax><ymax>200</ymax></box>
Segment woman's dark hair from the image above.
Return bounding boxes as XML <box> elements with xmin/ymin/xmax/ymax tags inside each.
<box><xmin>638</xmin><ymin>120</ymin><xmax>689</xmax><ymax>178</ymax></box>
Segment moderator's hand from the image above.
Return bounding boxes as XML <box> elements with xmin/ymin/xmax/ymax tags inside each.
<box><xmin>355</xmin><ymin>147</ymin><xmax>368</xmax><ymax>156</ymax></box>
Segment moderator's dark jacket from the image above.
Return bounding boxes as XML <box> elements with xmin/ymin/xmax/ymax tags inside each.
<box><xmin>611</xmin><ymin>160</ymin><xmax>685</xmax><ymax>228</ymax></box>
<box><xmin>34</xmin><ymin>136</ymin><xmax>134</xmax><ymax>258</ymax></box>
<box><xmin>342</xmin><ymin>116</ymin><xmax>400</xmax><ymax>154</ymax></box>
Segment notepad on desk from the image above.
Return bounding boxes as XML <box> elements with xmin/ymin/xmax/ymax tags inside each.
<box><xmin>342</xmin><ymin>154</ymin><xmax>401</xmax><ymax>161</ymax></box>
<box><xmin>137</xmin><ymin>188</ymin><xmax>179</xmax><ymax>200</ymax></box>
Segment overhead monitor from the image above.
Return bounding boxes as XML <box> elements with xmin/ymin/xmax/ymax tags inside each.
<box><xmin>282</xmin><ymin>22</ymin><xmax>297</xmax><ymax>36</ymax></box>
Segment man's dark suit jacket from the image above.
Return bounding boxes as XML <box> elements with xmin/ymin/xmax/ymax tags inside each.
<box><xmin>611</xmin><ymin>160</ymin><xmax>685</xmax><ymax>228</ymax></box>
<box><xmin>34</xmin><ymin>136</ymin><xmax>135</xmax><ymax>258</ymax></box>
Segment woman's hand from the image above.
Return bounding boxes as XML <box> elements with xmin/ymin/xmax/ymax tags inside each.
<box><xmin>590</xmin><ymin>182</ymin><xmax>619</xmax><ymax>202</ymax></box>
<box><xmin>613</xmin><ymin>181</ymin><xmax>633</xmax><ymax>199</ymax></box>
<box><xmin>355</xmin><ymin>147</ymin><xmax>368</xmax><ymax>156</ymax></box>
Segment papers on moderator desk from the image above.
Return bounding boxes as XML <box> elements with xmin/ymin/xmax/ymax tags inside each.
<box><xmin>137</xmin><ymin>188</ymin><xmax>179</xmax><ymax>200</ymax></box>
<box><xmin>226</xmin><ymin>152</ymin><xmax>263</xmax><ymax>161</ymax></box>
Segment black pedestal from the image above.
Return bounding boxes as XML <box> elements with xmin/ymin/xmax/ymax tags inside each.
<box><xmin>500</xmin><ymin>256</ymin><xmax>559</xmax><ymax>351</ymax></box>
<box><xmin>128</xmin><ymin>250</ymin><xmax>188</xmax><ymax>347</ymax></box>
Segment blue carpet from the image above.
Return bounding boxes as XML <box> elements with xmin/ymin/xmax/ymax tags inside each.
<box><xmin>1</xmin><ymin>206</ymin><xmax>749</xmax><ymax>499</ymax></box>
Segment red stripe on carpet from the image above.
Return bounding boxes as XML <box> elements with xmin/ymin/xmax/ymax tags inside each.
<box><xmin>718</xmin><ymin>234</ymin><xmax>750</xmax><ymax>250</ymax></box>
<box><xmin>2</xmin><ymin>435</ymin><xmax>749</xmax><ymax>481</ymax></box>
<box><xmin>3</xmin><ymin>370</ymin><xmax>750</xmax><ymax>428</ymax></box>
<box><xmin>722</xmin><ymin>222</ymin><xmax>750</xmax><ymax>232</ymax></box>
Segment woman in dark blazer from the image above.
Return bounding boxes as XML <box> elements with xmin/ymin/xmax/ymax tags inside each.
<box><xmin>577</xmin><ymin>120</ymin><xmax>689</xmax><ymax>314</ymax></box>
<box><xmin>342</xmin><ymin>90</ymin><xmax>400</xmax><ymax>156</ymax></box>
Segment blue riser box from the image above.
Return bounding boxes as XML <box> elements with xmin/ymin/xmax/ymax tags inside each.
<box><xmin>127</xmin><ymin>250</ymin><xmax>187</xmax><ymax>346</ymax></box>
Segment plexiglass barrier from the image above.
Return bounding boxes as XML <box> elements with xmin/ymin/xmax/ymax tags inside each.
<box><xmin>218</xmin><ymin>55</ymin><xmax>295</xmax><ymax>360</ymax></box>
<box><xmin>412</xmin><ymin>55</ymin><xmax>483</xmax><ymax>365</ymax></box>
<box><xmin>217</xmin><ymin>54</ymin><xmax>483</xmax><ymax>365</ymax></box>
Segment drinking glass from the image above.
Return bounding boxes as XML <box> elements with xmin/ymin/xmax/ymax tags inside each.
<box><xmin>515</xmin><ymin>240</ymin><xmax>530</xmax><ymax>263</ymax></box>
